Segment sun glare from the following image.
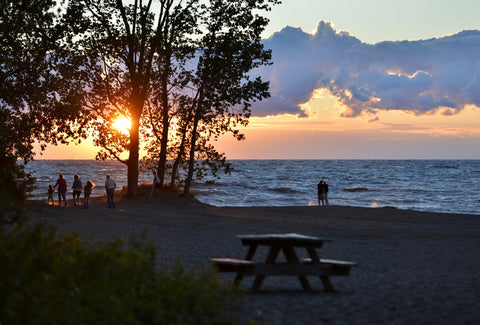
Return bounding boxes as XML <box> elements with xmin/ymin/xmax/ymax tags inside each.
<box><xmin>112</xmin><ymin>116</ymin><xmax>131</xmax><ymax>135</ymax></box>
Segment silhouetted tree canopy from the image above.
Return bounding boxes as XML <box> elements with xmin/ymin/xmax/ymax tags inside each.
<box><xmin>64</xmin><ymin>0</ymin><xmax>280</xmax><ymax>196</ymax></box>
<box><xmin>0</xmin><ymin>0</ymin><xmax>86</xmax><ymax>207</ymax></box>
<box><xmin>0</xmin><ymin>0</ymin><xmax>280</xmax><ymax>203</ymax></box>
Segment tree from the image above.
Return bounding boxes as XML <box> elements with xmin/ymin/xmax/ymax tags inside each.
<box><xmin>0</xmin><ymin>0</ymin><xmax>86</xmax><ymax>207</ymax></box>
<box><xmin>66</xmin><ymin>0</ymin><xmax>279</xmax><ymax>197</ymax></box>
<box><xmin>141</xmin><ymin>0</ymin><xmax>279</xmax><ymax>193</ymax></box>
<box><xmin>66</xmin><ymin>0</ymin><xmax>200</xmax><ymax>197</ymax></box>
<box><xmin>181</xmin><ymin>0</ymin><xmax>275</xmax><ymax>195</ymax></box>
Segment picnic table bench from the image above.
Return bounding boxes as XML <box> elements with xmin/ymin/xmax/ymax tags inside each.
<box><xmin>210</xmin><ymin>233</ymin><xmax>356</xmax><ymax>293</ymax></box>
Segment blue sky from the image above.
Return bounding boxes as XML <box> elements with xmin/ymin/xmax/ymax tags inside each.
<box><xmin>213</xmin><ymin>0</ymin><xmax>480</xmax><ymax>159</ymax></box>
<box><xmin>263</xmin><ymin>0</ymin><xmax>480</xmax><ymax>43</ymax></box>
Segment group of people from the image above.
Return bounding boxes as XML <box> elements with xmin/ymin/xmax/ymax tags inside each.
<box><xmin>48</xmin><ymin>174</ymin><xmax>117</xmax><ymax>208</ymax></box>
<box><xmin>317</xmin><ymin>179</ymin><xmax>329</xmax><ymax>207</ymax></box>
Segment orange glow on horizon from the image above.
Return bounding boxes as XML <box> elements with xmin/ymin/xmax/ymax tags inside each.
<box><xmin>33</xmin><ymin>90</ymin><xmax>480</xmax><ymax>160</ymax></box>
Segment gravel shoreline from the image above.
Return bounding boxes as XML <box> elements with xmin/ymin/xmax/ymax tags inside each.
<box><xmin>24</xmin><ymin>193</ymin><xmax>480</xmax><ymax>324</ymax></box>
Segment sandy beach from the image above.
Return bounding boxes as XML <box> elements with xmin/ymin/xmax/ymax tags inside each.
<box><xmin>23</xmin><ymin>193</ymin><xmax>480</xmax><ymax>324</ymax></box>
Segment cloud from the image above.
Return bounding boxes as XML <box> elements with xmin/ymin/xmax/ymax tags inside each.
<box><xmin>251</xmin><ymin>21</ymin><xmax>480</xmax><ymax>117</ymax></box>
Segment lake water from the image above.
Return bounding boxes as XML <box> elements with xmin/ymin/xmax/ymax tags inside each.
<box><xmin>26</xmin><ymin>159</ymin><xmax>480</xmax><ymax>215</ymax></box>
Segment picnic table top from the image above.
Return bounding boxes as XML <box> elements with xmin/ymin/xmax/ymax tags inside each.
<box><xmin>236</xmin><ymin>233</ymin><xmax>331</xmax><ymax>246</ymax></box>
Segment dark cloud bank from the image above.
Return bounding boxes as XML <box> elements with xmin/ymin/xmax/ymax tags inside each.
<box><xmin>252</xmin><ymin>21</ymin><xmax>480</xmax><ymax>118</ymax></box>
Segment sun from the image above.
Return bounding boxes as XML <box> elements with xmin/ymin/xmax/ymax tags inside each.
<box><xmin>112</xmin><ymin>116</ymin><xmax>131</xmax><ymax>135</ymax></box>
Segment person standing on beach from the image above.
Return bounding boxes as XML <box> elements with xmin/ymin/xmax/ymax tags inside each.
<box><xmin>105</xmin><ymin>174</ymin><xmax>116</xmax><ymax>208</ymax></box>
<box><xmin>324</xmin><ymin>181</ymin><xmax>329</xmax><ymax>206</ymax></box>
<box><xmin>54</xmin><ymin>173</ymin><xmax>67</xmax><ymax>206</ymax></box>
<box><xmin>47</xmin><ymin>185</ymin><xmax>54</xmax><ymax>205</ymax></box>
<box><xmin>72</xmin><ymin>174</ymin><xmax>82</xmax><ymax>206</ymax></box>
<box><xmin>149</xmin><ymin>170</ymin><xmax>161</xmax><ymax>199</ymax></box>
<box><xmin>83</xmin><ymin>180</ymin><xmax>94</xmax><ymax>208</ymax></box>
<box><xmin>317</xmin><ymin>180</ymin><xmax>325</xmax><ymax>207</ymax></box>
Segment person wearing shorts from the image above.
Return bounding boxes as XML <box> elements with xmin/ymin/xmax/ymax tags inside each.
<box><xmin>54</xmin><ymin>173</ymin><xmax>68</xmax><ymax>206</ymax></box>
<box><xmin>72</xmin><ymin>174</ymin><xmax>82</xmax><ymax>206</ymax></box>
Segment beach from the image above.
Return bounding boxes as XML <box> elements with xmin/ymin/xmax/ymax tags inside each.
<box><xmin>24</xmin><ymin>193</ymin><xmax>480</xmax><ymax>324</ymax></box>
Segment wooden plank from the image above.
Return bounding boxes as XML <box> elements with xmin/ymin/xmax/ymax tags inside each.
<box><xmin>301</xmin><ymin>258</ymin><xmax>357</xmax><ymax>267</ymax></box>
<box><xmin>210</xmin><ymin>258</ymin><xmax>258</xmax><ymax>265</ymax></box>
<box><xmin>282</xmin><ymin>246</ymin><xmax>311</xmax><ymax>290</ymax></box>
<box><xmin>320</xmin><ymin>259</ymin><xmax>357</xmax><ymax>266</ymax></box>
<box><xmin>252</xmin><ymin>264</ymin><xmax>352</xmax><ymax>276</ymax></box>
<box><xmin>237</xmin><ymin>233</ymin><xmax>330</xmax><ymax>247</ymax></box>
<box><xmin>244</xmin><ymin>244</ymin><xmax>258</xmax><ymax>260</ymax></box>
<box><xmin>251</xmin><ymin>245</ymin><xmax>281</xmax><ymax>292</ymax></box>
<box><xmin>210</xmin><ymin>258</ymin><xmax>259</xmax><ymax>273</ymax></box>
<box><xmin>320</xmin><ymin>275</ymin><xmax>335</xmax><ymax>292</ymax></box>
<box><xmin>235</xmin><ymin>244</ymin><xmax>258</xmax><ymax>284</ymax></box>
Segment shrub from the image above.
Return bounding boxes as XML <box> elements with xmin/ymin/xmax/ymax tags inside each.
<box><xmin>0</xmin><ymin>224</ymin><xmax>247</xmax><ymax>324</ymax></box>
<box><xmin>0</xmin><ymin>158</ymin><xmax>36</xmax><ymax>209</ymax></box>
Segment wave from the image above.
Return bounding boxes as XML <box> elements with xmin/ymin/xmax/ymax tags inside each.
<box><xmin>343</xmin><ymin>186</ymin><xmax>370</xmax><ymax>192</ymax></box>
<box><xmin>267</xmin><ymin>186</ymin><xmax>299</xmax><ymax>194</ymax></box>
<box><xmin>427</xmin><ymin>164</ymin><xmax>459</xmax><ymax>169</ymax></box>
<box><xmin>25</xmin><ymin>159</ymin><xmax>480</xmax><ymax>215</ymax></box>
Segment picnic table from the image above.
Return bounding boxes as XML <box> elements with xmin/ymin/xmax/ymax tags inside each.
<box><xmin>210</xmin><ymin>233</ymin><xmax>356</xmax><ymax>293</ymax></box>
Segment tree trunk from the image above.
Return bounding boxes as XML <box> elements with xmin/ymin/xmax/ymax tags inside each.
<box><xmin>170</xmin><ymin>101</ymin><xmax>196</xmax><ymax>188</ymax></box>
<box><xmin>127</xmin><ymin>116</ymin><xmax>140</xmax><ymax>197</ymax></box>
<box><xmin>156</xmin><ymin>42</ymin><xmax>172</xmax><ymax>188</ymax></box>
<box><xmin>183</xmin><ymin>103</ymin><xmax>202</xmax><ymax>196</ymax></box>
<box><xmin>156</xmin><ymin>88</ymin><xmax>170</xmax><ymax>188</ymax></box>
<box><xmin>170</xmin><ymin>123</ymin><xmax>188</xmax><ymax>188</ymax></box>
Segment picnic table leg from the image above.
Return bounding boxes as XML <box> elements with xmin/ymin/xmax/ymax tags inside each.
<box><xmin>233</xmin><ymin>244</ymin><xmax>259</xmax><ymax>285</ymax></box>
<box><xmin>283</xmin><ymin>246</ymin><xmax>312</xmax><ymax>290</ymax></box>
<box><xmin>251</xmin><ymin>246</ymin><xmax>280</xmax><ymax>292</ymax></box>
<box><xmin>244</xmin><ymin>244</ymin><xmax>258</xmax><ymax>260</ymax></box>
<box><xmin>306</xmin><ymin>247</ymin><xmax>336</xmax><ymax>292</ymax></box>
<box><xmin>232</xmin><ymin>276</ymin><xmax>243</xmax><ymax>289</ymax></box>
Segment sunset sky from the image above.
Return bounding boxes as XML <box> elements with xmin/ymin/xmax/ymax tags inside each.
<box><xmin>39</xmin><ymin>0</ymin><xmax>480</xmax><ymax>159</ymax></box>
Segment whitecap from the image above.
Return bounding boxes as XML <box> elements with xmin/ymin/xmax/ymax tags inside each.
<box><xmin>343</xmin><ymin>186</ymin><xmax>370</xmax><ymax>192</ymax></box>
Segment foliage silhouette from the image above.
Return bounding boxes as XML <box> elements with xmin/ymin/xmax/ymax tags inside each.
<box><xmin>64</xmin><ymin>0</ymin><xmax>280</xmax><ymax>196</ymax></box>
<box><xmin>0</xmin><ymin>223</ymin><xmax>249</xmax><ymax>324</ymax></box>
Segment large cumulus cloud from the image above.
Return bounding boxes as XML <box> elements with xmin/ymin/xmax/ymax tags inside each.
<box><xmin>252</xmin><ymin>21</ymin><xmax>480</xmax><ymax>117</ymax></box>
